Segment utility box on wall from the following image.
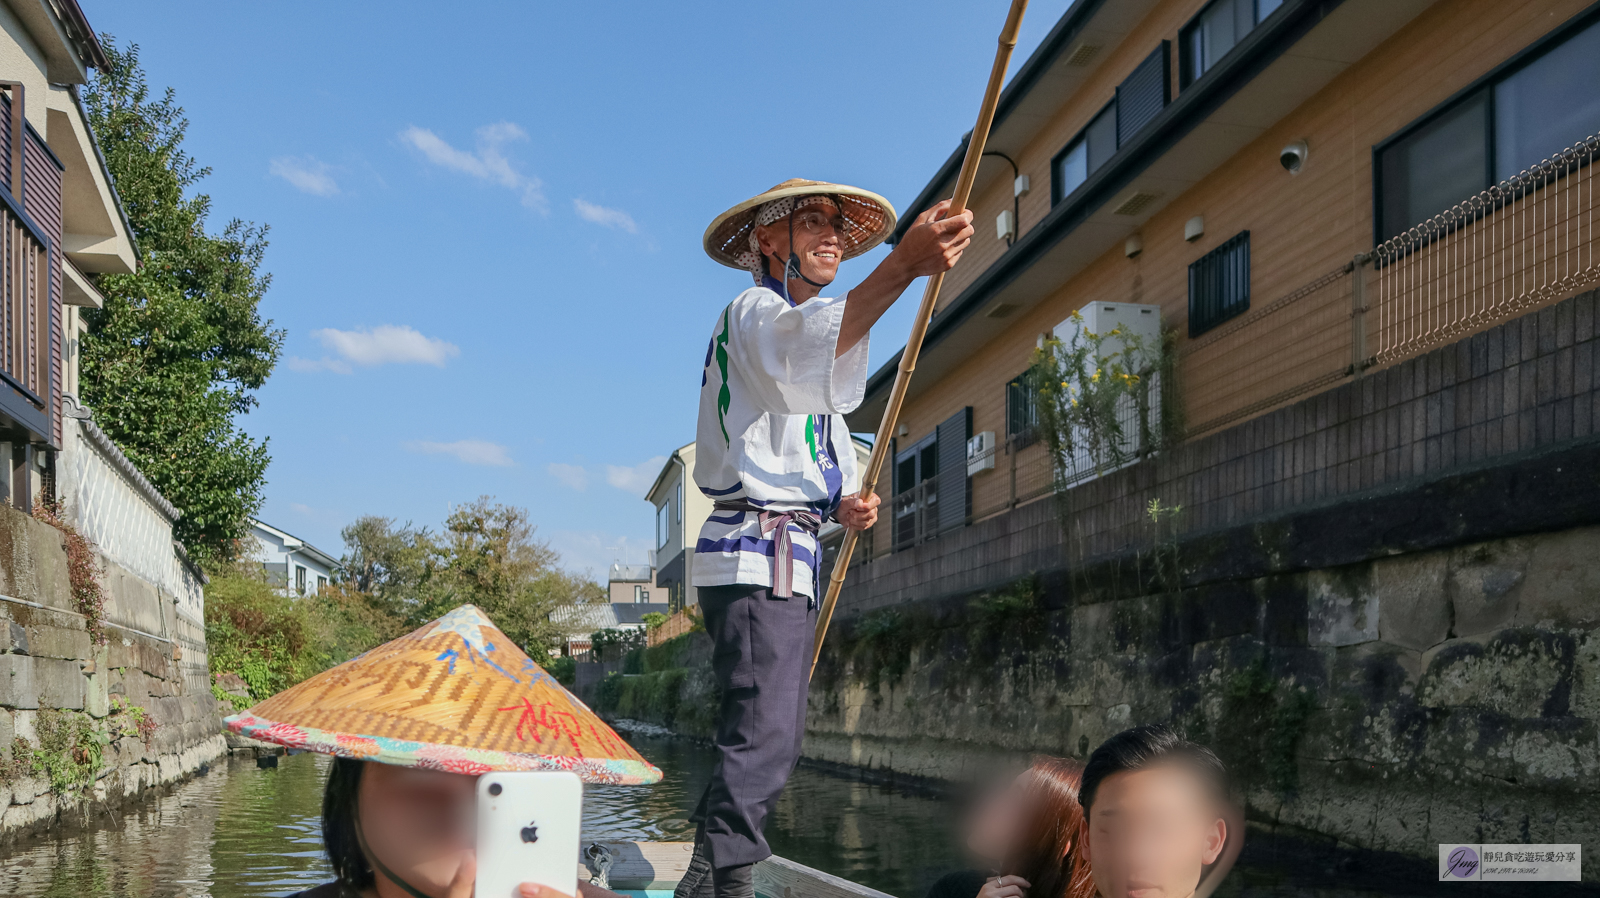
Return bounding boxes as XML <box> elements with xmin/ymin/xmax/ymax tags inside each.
<box><xmin>966</xmin><ymin>431</ymin><xmax>997</xmax><ymax>475</ymax></box>
<box><xmin>1054</xmin><ymin>301</ymin><xmax>1161</xmax><ymax>357</ymax></box>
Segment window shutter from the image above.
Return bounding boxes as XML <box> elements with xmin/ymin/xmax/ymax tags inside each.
<box><xmin>1117</xmin><ymin>43</ymin><xmax>1171</xmax><ymax>147</ymax></box>
<box><xmin>935</xmin><ymin>408</ymin><xmax>972</xmax><ymax>533</ymax></box>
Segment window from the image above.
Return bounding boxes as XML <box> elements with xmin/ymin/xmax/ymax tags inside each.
<box><xmin>316</xmin><ymin>575</ymin><xmax>328</xmax><ymax>594</ymax></box>
<box><xmin>1006</xmin><ymin>373</ymin><xmax>1038</xmax><ymax>445</ymax></box>
<box><xmin>634</xmin><ymin>585</ymin><xmax>649</xmax><ymax>603</ymax></box>
<box><xmin>656</xmin><ymin>499</ymin><xmax>672</xmax><ymax>549</ymax></box>
<box><xmin>294</xmin><ymin>565</ymin><xmax>307</xmax><ymax>595</ymax></box>
<box><xmin>676</xmin><ymin>482</ymin><xmax>683</xmax><ymax>524</ymax></box>
<box><xmin>894</xmin><ymin>433</ymin><xmax>939</xmax><ymax>494</ymax></box>
<box><xmin>1052</xmin><ymin>45</ymin><xmax>1169</xmax><ymax>205</ymax></box>
<box><xmin>1188</xmin><ymin>231</ymin><xmax>1250</xmax><ymax>337</ymax></box>
<box><xmin>1375</xmin><ymin>14</ymin><xmax>1600</xmax><ymax>242</ymax></box>
<box><xmin>1180</xmin><ymin>0</ymin><xmax>1283</xmax><ymax>89</ymax></box>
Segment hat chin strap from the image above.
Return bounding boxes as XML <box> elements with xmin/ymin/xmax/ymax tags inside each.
<box><xmin>354</xmin><ymin>802</ymin><xmax>443</xmax><ymax>898</ymax></box>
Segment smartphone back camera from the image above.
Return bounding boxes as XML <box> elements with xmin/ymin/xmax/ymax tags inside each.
<box><xmin>488</xmin><ymin>782</ymin><xmax>503</xmax><ymax>796</ymax></box>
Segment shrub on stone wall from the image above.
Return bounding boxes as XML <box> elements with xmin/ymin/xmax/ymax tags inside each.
<box><xmin>205</xmin><ymin>573</ymin><xmax>325</xmax><ymax>700</ymax></box>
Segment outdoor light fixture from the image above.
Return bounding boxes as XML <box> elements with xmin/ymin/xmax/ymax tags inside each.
<box><xmin>997</xmin><ymin>209</ymin><xmax>1017</xmax><ymax>242</ymax></box>
<box><xmin>1014</xmin><ymin>174</ymin><xmax>1031</xmax><ymax>197</ymax></box>
<box><xmin>1185</xmin><ymin>215</ymin><xmax>1205</xmax><ymax>242</ymax></box>
<box><xmin>1280</xmin><ymin>139</ymin><xmax>1309</xmax><ymax>174</ymax></box>
<box><xmin>1125</xmin><ymin>234</ymin><xmax>1144</xmax><ymax>258</ymax></box>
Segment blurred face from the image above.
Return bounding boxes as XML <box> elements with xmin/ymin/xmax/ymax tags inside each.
<box><xmin>1083</xmin><ymin>765</ymin><xmax>1225</xmax><ymax>898</ymax></box>
<box><xmin>359</xmin><ymin>762</ymin><xmax>478</xmax><ymax>897</ymax></box>
<box><xmin>754</xmin><ymin>199</ymin><xmax>845</xmax><ymax>287</ymax></box>
<box><xmin>965</xmin><ymin>771</ymin><xmax>1034</xmax><ymax>865</ymax></box>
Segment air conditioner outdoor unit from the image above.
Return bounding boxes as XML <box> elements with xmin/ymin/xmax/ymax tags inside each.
<box><xmin>966</xmin><ymin>430</ymin><xmax>997</xmax><ymax>476</ymax></box>
<box><xmin>1051</xmin><ymin>302</ymin><xmax>1163</xmax><ymax>487</ymax></box>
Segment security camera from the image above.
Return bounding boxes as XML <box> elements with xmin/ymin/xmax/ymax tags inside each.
<box><xmin>1280</xmin><ymin>140</ymin><xmax>1308</xmax><ymax>174</ymax></box>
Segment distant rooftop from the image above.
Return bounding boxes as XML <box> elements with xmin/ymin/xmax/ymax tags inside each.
<box><xmin>608</xmin><ymin>563</ymin><xmax>652</xmax><ymax>583</ymax></box>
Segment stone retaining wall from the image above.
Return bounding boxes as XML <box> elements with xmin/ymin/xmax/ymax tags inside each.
<box><xmin>0</xmin><ymin>507</ymin><xmax>224</xmax><ymax>841</ymax></box>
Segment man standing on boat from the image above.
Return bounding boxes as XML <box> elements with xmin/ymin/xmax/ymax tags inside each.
<box><xmin>681</xmin><ymin>179</ymin><xmax>974</xmax><ymax>898</ymax></box>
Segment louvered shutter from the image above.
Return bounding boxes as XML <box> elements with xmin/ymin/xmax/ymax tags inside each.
<box><xmin>935</xmin><ymin>408</ymin><xmax>971</xmax><ymax>534</ymax></box>
<box><xmin>1117</xmin><ymin>43</ymin><xmax>1170</xmax><ymax>147</ymax></box>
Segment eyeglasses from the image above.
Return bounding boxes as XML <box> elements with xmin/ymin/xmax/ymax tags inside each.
<box><xmin>793</xmin><ymin>209</ymin><xmax>853</xmax><ymax>236</ymax></box>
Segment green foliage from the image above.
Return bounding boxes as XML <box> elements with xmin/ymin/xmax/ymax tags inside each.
<box><xmin>594</xmin><ymin>672</ymin><xmax>625</xmax><ymax>712</ymax></box>
<box><xmin>204</xmin><ymin>573</ymin><xmax>324</xmax><ymax>700</ymax></box>
<box><xmin>343</xmin><ymin>499</ymin><xmax>604</xmax><ymax>656</ymax></box>
<box><xmin>31</xmin><ymin>709</ymin><xmax>106</xmax><ymax>796</ymax></box>
<box><xmin>108</xmin><ymin>695</ymin><xmax>158</xmax><ymax>745</ymax></box>
<box><xmin>80</xmin><ymin>37</ymin><xmax>283</xmax><ymax>567</ymax></box>
<box><xmin>640</xmin><ymin>612</ymin><xmax>670</xmax><ymax>631</ymax></box>
<box><xmin>968</xmin><ymin>575</ymin><xmax>1045</xmax><ymax>653</ymax></box>
<box><xmin>1210</xmin><ymin>658</ymin><xmax>1318</xmax><ymax>795</ymax></box>
<box><xmin>34</xmin><ymin>502</ymin><xmax>108</xmax><ymax>645</ymax></box>
<box><xmin>0</xmin><ymin>737</ymin><xmax>31</xmax><ymax>786</ymax></box>
<box><xmin>1146</xmin><ymin>499</ymin><xmax>1185</xmax><ymax>594</ymax></box>
<box><xmin>591</xmin><ymin>627</ymin><xmax>646</xmax><ymax>663</ymax></box>
<box><xmin>1030</xmin><ymin>318</ymin><xmax>1181</xmax><ymax>491</ymax></box>
<box><xmin>850</xmin><ymin>609</ymin><xmax>915</xmax><ymax>692</ymax></box>
<box><xmin>211</xmin><ymin>682</ymin><xmax>251</xmax><ymax>712</ymax></box>
<box><xmin>547</xmin><ymin>655</ymin><xmax>577</xmax><ymax>688</ymax></box>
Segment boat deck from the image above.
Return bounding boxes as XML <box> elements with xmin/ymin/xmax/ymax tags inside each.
<box><xmin>583</xmin><ymin>841</ymin><xmax>898</xmax><ymax>898</ymax></box>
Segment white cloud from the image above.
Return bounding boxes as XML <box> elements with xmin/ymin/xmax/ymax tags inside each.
<box><xmin>269</xmin><ymin>155</ymin><xmax>339</xmax><ymax>195</ymax></box>
<box><xmin>406</xmin><ymin>440</ymin><xmax>514</xmax><ymax>467</ymax></box>
<box><xmin>547</xmin><ymin>463</ymin><xmax>589</xmax><ymax>491</ymax></box>
<box><xmin>573</xmin><ymin>198</ymin><xmax>638</xmax><ymax>233</ymax></box>
<box><xmin>399</xmin><ymin>122</ymin><xmax>545</xmax><ymax>210</ymax></box>
<box><xmin>301</xmin><ymin>325</ymin><xmax>460</xmax><ymax>373</ymax></box>
<box><xmin>605</xmin><ymin>456</ymin><xmax>667</xmax><ymax>497</ymax></box>
<box><xmin>286</xmin><ymin>355</ymin><xmax>353</xmax><ymax>375</ymax></box>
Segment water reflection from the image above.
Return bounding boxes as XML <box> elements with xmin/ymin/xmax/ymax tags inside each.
<box><xmin>0</xmin><ymin>733</ymin><xmax>1492</xmax><ymax>898</ymax></box>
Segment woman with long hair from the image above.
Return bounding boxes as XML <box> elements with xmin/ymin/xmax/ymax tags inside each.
<box><xmin>926</xmin><ymin>756</ymin><xmax>1096</xmax><ymax>898</ymax></box>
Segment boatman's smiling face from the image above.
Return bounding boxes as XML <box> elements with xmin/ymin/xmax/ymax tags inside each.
<box><xmin>755</xmin><ymin>198</ymin><xmax>846</xmax><ymax>284</ymax></box>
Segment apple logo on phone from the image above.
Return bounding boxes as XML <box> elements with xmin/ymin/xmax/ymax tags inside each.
<box><xmin>521</xmin><ymin>821</ymin><xmax>539</xmax><ymax>844</ymax></box>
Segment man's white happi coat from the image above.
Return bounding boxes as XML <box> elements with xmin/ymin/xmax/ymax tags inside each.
<box><xmin>692</xmin><ymin>278</ymin><xmax>869</xmax><ymax>599</ymax></box>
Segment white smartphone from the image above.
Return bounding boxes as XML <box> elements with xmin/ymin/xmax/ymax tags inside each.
<box><xmin>475</xmin><ymin>771</ymin><xmax>584</xmax><ymax>898</ymax></box>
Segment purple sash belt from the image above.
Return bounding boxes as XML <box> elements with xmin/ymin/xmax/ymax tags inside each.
<box><xmin>714</xmin><ymin>501</ymin><xmax>821</xmax><ymax>599</ymax></box>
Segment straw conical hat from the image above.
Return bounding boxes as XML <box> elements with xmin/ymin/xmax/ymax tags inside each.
<box><xmin>223</xmin><ymin>605</ymin><xmax>662</xmax><ymax>784</ymax></box>
<box><xmin>703</xmin><ymin>178</ymin><xmax>897</xmax><ymax>271</ymax></box>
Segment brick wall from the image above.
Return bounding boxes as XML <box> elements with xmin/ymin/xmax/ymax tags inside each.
<box><xmin>836</xmin><ymin>288</ymin><xmax>1600</xmax><ymax>616</ymax></box>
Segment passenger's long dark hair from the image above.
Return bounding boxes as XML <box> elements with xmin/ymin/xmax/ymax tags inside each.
<box><xmin>1003</xmin><ymin>756</ymin><xmax>1096</xmax><ymax>898</ymax></box>
<box><xmin>323</xmin><ymin>757</ymin><xmax>375</xmax><ymax>892</ymax></box>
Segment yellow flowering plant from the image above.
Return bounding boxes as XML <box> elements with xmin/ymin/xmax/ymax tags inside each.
<box><xmin>1028</xmin><ymin>316</ymin><xmax>1180</xmax><ymax>492</ymax></box>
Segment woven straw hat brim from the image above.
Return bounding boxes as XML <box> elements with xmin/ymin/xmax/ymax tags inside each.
<box><xmin>703</xmin><ymin>178</ymin><xmax>898</xmax><ymax>271</ymax></box>
<box><xmin>221</xmin><ymin>605</ymin><xmax>661</xmax><ymax>785</ymax></box>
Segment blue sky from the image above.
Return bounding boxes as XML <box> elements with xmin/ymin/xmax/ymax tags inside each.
<box><xmin>87</xmin><ymin>0</ymin><xmax>1071</xmax><ymax>581</ymax></box>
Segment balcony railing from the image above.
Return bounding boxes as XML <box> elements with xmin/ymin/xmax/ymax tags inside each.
<box><xmin>1371</xmin><ymin>132</ymin><xmax>1599</xmax><ymax>365</ymax></box>
<box><xmin>891</xmin><ymin>478</ymin><xmax>938</xmax><ymax>552</ymax></box>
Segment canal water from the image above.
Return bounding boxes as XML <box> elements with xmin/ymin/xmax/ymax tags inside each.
<box><xmin>0</xmin><ymin>732</ymin><xmax>1543</xmax><ymax>898</ymax></box>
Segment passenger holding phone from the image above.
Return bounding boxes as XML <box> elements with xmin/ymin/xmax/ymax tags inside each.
<box><xmin>221</xmin><ymin>605</ymin><xmax>664</xmax><ymax>898</ymax></box>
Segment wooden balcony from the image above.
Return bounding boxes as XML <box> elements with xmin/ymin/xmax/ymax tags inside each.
<box><xmin>0</xmin><ymin>85</ymin><xmax>62</xmax><ymax>448</ymax></box>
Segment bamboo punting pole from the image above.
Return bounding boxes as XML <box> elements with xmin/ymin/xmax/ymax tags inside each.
<box><xmin>812</xmin><ymin>0</ymin><xmax>1031</xmax><ymax>679</ymax></box>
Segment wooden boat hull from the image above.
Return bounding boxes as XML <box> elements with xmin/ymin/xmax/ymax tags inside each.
<box><xmin>581</xmin><ymin>841</ymin><xmax>897</xmax><ymax>898</ymax></box>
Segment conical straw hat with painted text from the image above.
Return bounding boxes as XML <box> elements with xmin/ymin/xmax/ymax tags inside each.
<box><xmin>703</xmin><ymin>178</ymin><xmax>897</xmax><ymax>271</ymax></box>
<box><xmin>224</xmin><ymin>605</ymin><xmax>661</xmax><ymax>785</ymax></box>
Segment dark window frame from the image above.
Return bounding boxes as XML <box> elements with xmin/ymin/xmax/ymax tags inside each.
<box><xmin>1005</xmin><ymin>371</ymin><xmax>1039</xmax><ymax>447</ymax></box>
<box><xmin>1188</xmin><ymin>230</ymin><xmax>1251</xmax><ymax>337</ymax></box>
<box><xmin>1178</xmin><ymin>0</ymin><xmax>1286</xmax><ymax>91</ymax></box>
<box><xmin>1371</xmin><ymin>2</ymin><xmax>1600</xmax><ymax>247</ymax></box>
<box><xmin>1051</xmin><ymin>99</ymin><xmax>1117</xmax><ymax>206</ymax></box>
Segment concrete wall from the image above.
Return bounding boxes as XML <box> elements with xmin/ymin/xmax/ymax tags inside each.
<box><xmin>806</xmin><ymin>517</ymin><xmax>1600</xmax><ymax>879</ymax></box>
<box><xmin>0</xmin><ymin>506</ymin><xmax>225</xmax><ymax>841</ymax></box>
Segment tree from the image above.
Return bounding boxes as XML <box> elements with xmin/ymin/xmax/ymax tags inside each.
<box><xmin>337</xmin><ymin>498</ymin><xmax>605</xmax><ymax>655</ymax></box>
<box><xmin>79</xmin><ymin>37</ymin><xmax>283</xmax><ymax>567</ymax></box>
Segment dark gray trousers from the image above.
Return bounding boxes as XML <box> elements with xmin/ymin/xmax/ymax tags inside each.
<box><xmin>691</xmin><ymin>584</ymin><xmax>816</xmax><ymax>869</ymax></box>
